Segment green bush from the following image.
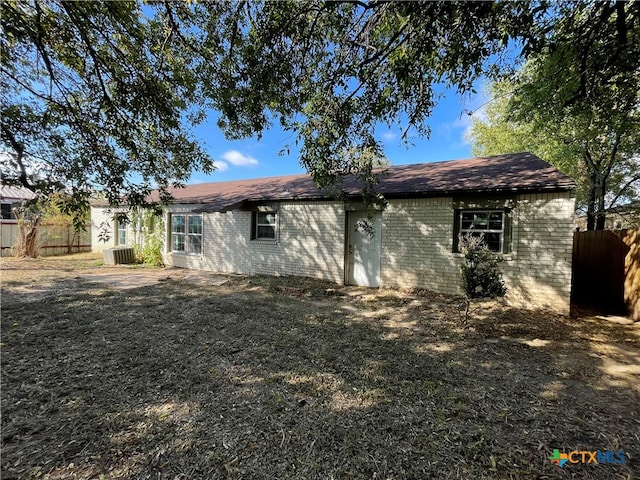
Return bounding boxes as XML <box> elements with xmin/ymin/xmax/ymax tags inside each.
<box><xmin>459</xmin><ymin>234</ymin><xmax>507</xmax><ymax>299</ymax></box>
<box><xmin>135</xmin><ymin>231</ymin><xmax>164</xmax><ymax>266</ymax></box>
<box><xmin>131</xmin><ymin>208</ymin><xmax>165</xmax><ymax>267</ymax></box>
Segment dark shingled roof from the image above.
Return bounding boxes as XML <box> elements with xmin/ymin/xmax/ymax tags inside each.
<box><xmin>150</xmin><ymin>152</ymin><xmax>575</xmax><ymax>213</ymax></box>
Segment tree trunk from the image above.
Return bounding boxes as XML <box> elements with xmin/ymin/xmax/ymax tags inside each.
<box><xmin>595</xmin><ymin>173</ymin><xmax>607</xmax><ymax>230</ymax></box>
<box><xmin>586</xmin><ymin>170</ymin><xmax>598</xmax><ymax>231</ymax></box>
<box><xmin>595</xmin><ymin>181</ymin><xmax>606</xmax><ymax>230</ymax></box>
<box><xmin>16</xmin><ymin>215</ymin><xmax>40</xmax><ymax>258</ymax></box>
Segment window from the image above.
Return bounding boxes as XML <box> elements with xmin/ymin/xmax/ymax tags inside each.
<box><xmin>251</xmin><ymin>211</ymin><xmax>277</xmax><ymax>240</ymax></box>
<box><xmin>457</xmin><ymin>210</ymin><xmax>506</xmax><ymax>253</ymax></box>
<box><xmin>116</xmin><ymin>220</ymin><xmax>127</xmax><ymax>246</ymax></box>
<box><xmin>1</xmin><ymin>203</ymin><xmax>15</xmax><ymax>220</ymax></box>
<box><xmin>171</xmin><ymin>214</ymin><xmax>202</xmax><ymax>254</ymax></box>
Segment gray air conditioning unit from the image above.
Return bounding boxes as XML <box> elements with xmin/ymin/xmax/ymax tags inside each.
<box><xmin>103</xmin><ymin>247</ymin><xmax>135</xmax><ymax>265</ymax></box>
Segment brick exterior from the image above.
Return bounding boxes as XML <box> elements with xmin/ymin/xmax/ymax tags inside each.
<box><xmin>92</xmin><ymin>191</ymin><xmax>575</xmax><ymax>314</ymax></box>
<box><xmin>164</xmin><ymin>201</ymin><xmax>345</xmax><ymax>284</ymax></box>
<box><xmin>501</xmin><ymin>192</ymin><xmax>576</xmax><ymax>314</ymax></box>
<box><xmin>90</xmin><ymin>207</ymin><xmax>117</xmax><ymax>252</ymax></box>
<box><xmin>90</xmin><ymin>206</ymin><xmax>135</xmax><ymax>252</ymax></box>
<box><xmin>380</xmin><ymin>192</ymin><xmax>575</xmax><ymax>314</ymax></box>
<box><xmin>380</xmin><ymin>197</ymin><xmax>459</xmax><ymax>294</ymax></box>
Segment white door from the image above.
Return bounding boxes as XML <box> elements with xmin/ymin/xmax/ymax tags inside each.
<box><xmin>347</xmin><ymin>211</ymin><xmax>382</xmax><ymax>287</ymax></box>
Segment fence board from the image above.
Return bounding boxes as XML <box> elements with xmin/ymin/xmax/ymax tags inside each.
<box><xmin>571</xmin><ymin>229</ymin><xmax>640</xmax><ymax>321</ymax></box>
<box><xmin>0</xmin><ymin>221</ymin><xmax>91</xmax><ymax>257</ymax></box>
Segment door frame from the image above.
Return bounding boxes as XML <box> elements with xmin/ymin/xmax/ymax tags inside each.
<box><xmin>344</xmin><ymin>210</ymin><xmax>382</xmax><ymax>287</ymax></box>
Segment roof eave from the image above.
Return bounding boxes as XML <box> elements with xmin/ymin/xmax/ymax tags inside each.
<box><xmin>191</xmin><ymin>184</ymin><xmax>575</xmax><ymax>213</ymax></box>
<box><xmin>382</xmin><ymin>184</ymin><xmax>576</xmax><ymax>199</ymax></box>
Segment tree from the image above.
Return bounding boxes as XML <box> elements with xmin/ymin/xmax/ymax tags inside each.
<box><xmin>13</xmin><ymin>200</ymin><xmax>41</xmax><ymax>258</ymax></box>
<box><xmin>1</xmin><ymin>0</ymin><xmax>214</xmax><ymax>211</ymax></box>
<box><xmin>3</xmin><ymin>1</ymin><xmax>636</xmax><ymax>217</ymax></box>
<box><xmin>468</xmin><ymin>2</ymin><xmax>640</xmax><ymax>230</ymax></box>
<box><xmin>11</xmin><ymin>192</ymin><xmax>88</xmax><ymax>257</ymax></box>
<box><xmin>1</xmin><ymin>0</ymin><xmax>547</xmax><ymax>208</ymax></box>
<box><xmin>164</xmin><ymin>0</ymin><xmax>546</xmax><ymax>196</ymax></box>
<box><xmin>467</xmin><ymin>79</ymin><xmax>640</xmax><ymax>227</ymax></box>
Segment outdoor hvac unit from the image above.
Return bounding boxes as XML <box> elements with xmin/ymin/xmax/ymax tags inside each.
<box><xmin>103</xmin><ymin>247</ymin><xmax>135</xmax><ymax>265</ymax></box>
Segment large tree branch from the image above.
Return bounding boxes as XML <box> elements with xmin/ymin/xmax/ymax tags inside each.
<box><xmin>1</xmin><ymin>123</ymin><xmax>31</xmax><ymax>190</ymax></box>
<box><xmin>28</xmin><ymin>4</ymin><xmax>86</xmax><ymax>114</ymax></box>
<box><xmin>33</xmin><ymin>0</ymin><xmax>58</xmax><ymax>98</ymax></box>
<box><xmin>602</xmin><ymin>131</ymin><xmax>622</xmax><ymax>180</ymax></box>
<box><xmin>582</xmin><ymin>148</ymin><xmax>597</xmax><ymax>172</ymax></box>
<box><xmin>163</xmin><ymin>3</ymin><xmax>198</xmax><ymax>56</ymax></box>
<box><xmin>607</xmin><ymin>173</ymin><xmax>640</xmax><ymax>209</ymax></box>
<box><xmin>615</xmin><ymin>0</ymin><xmax>628</xmax><ymax>48</ymax></box>
<box><xmin>0</xmin><ymin>68</ymin><xmax>69</xmax><ymax>113</ymax></box>
<box><xmin>354</xmin><ymin>4</ymin><xmax>409</xmax><ymax>71</ymax></box>
<box><xmin>60</xmin><ymin>2</ymin><xmax>114</xmax><ymax>109</ymax></box>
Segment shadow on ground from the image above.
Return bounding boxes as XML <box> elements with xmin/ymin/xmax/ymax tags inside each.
<box><xmin>1</xmin><ymin>260</ymin><xmax>639</xmax><ymax>479</ymax></box>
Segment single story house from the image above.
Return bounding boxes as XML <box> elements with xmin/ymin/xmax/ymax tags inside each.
<box><xmin>91</xmin><ymin>153</ymin><xmax>576</xmax><ymax>313</ymax></box>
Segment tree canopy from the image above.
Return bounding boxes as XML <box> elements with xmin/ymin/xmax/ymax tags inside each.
<box><xmin>468</xmin><ymin>1</ymin><xmax>640</xmax><ymax>230</ymax></box>
<box><xmin>2</xmin><ymin>0</ymin><xmax>637</xmax><ymax>219</ymax></box>
<box><xmin>1</xmin><ymin>0</ymin><xmax>547</xmax><ymax>208</ymax></box>
<box><xmin>1</xmin><ymin>0</ymin><xmax>213</xmax><ymax>209</ymax></box>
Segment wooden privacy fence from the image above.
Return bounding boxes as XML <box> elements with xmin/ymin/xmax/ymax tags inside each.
<box><xmin>571</xmin><ymin>228</ymin><xmax>640</xmax><ymax>321</ymax></box>
<box><xmin>0</xmin><ymin>220</ymin><xmax>91</xmax><ymax>257</ymax></box>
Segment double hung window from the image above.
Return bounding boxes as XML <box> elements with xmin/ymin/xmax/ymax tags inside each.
<box><xmin>252</xmin><ymin>211</ymin><xmax>277</xmax><ymax>240</ymax></box>
<box><xmin>171</xmin><ymin>214</ymin><xmax>202</xmax><ymax>254</ymax></box>
<box><xmin>458</xmin><ymin>210</ymin><xmax>506</xmax><ymax>253</ymax></box>
<box><xmin>116</xmin><ymin>220</ymin><xmax>127</xmax><ymax>246</ymax></box>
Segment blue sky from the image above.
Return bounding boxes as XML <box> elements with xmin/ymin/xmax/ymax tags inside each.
<box><xmin>188</xmin><ymin>84</ymin><xmax>487</xmax><ymax>184</ymax></box>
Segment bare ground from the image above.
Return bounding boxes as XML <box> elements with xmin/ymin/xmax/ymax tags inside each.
<box><xmin>1</xmin><ymin>254</ymin><xmax>639</xmax><ymax>479</ymax></box>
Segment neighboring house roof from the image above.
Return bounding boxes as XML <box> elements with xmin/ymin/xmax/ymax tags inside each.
<box><xmin>95</xmin><ymin>153</ymin><xmax>576</xmax><ymax>212</ymax></box>
<box><xmin>0</xmin><ymin>185</ymin><xmax>38</xmax><ymax>202</ymax></box>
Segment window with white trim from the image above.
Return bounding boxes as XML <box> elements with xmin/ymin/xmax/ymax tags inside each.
<box><xmin>251</xmin><ymin>211</ymin><xmax>277</xmax><ymax>240</ymax></box>
<box><xmin>457</xmin><ymin>210</ymin><xmax>506</xmax><ymax>253</ymax></box>
<box><xmin>171</xmin><ymin>214</ymin><xmax>202</xmax><ymax>254</ymax></box>
<box><xmin>116</xmin><ymin>219</ymin><xmax>127</xmax><ymax>246</ymax></box>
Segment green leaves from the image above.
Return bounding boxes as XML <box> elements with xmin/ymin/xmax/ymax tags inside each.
<box><xmin>459</xmin><ymin>234</ymin><xmax>507</xmax><ymax>300</ymax></box>
<box><xmin>176</xmin><ymin>1</ymin><xmax>543</xmax><ymax>195</ymax></box>
<box><xmin>468</xmin><ymin>1</ymin><xmax>640</xmax><ymax>229</ymax></box>
<box><xmin>5</xmin><ymin>0</ymin><xmax>636</xmax><ymax>219</ymax></box>
<box><xmin>1</xmin><ymin>0</ymin><xmax>213</xmax><ymax>208</ymax></box>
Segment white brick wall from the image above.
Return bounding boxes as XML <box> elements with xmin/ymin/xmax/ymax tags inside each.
<box><xmin>90</xmin><ymin>207</ymin><xmax>116</xmax><ymax>252</ymax></box>
<box><xmin>92</xmin><ymin>191</ymin><xmax>575</xmax><ymax>313</ymax></box>
<box><xmin>380</xmin><ymin>197</ymin><xmax>458</xmax><ymax>293</ymax></box>
<box><xmin>164</xmin><ymin>201</ymin><xmax>345</xmax><ymax>283</ymax></box>
<box><xmin>380</xmin><ymin>192</ymin><xmax>575</xmax><ymax>314</ymax></box>
<box><xmin>501</xmin><ymin>192</ymin><xmax>575</xmax><ymax>313</ymax></box>
<box><xmin>90</xmin><ymin>206</ymin><xmax>136</xmax><ymax>252</ymax></box>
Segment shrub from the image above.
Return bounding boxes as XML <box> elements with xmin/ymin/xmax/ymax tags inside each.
<box><xmin>459</xmin><ymin>233</ymin><xmax>507</xmax><ymax>300</ymax></box>
<box><xmin>131</xmin><ymin>208</ymin><xmax>165</xmax><ymax>267</ymax></box>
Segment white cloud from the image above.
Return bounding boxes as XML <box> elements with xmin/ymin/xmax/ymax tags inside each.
<box><xmin>220</xmin><ymin>150</ymin><xmax>258</xmax><ymax>167</ymax></box>
<box><xmin>382</xmin><ymin>131</ymin><xmax>397</xmax><ymax>142</ymax></box>
<box><xmin>214</xmin><ymin>160</ymin><xmax>229</xmax><ymax>172</ymax></box>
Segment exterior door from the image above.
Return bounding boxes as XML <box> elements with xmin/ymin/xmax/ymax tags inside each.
<box><xmin>347</xmin><ymin>211</ymin><xmax>382</xmax><ymax>287</ymax></box>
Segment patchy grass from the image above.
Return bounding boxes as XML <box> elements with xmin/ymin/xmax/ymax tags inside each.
<box><xmin>1</xmin><ymin>256</ymin><xmax>639</xmax><ymax>479</ymax></box>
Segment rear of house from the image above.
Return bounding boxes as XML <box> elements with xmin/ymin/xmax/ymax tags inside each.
<box><xmin>91</xmin><ymin>153</ymin><xmax>576</xmax><ymax>313</ymax></box>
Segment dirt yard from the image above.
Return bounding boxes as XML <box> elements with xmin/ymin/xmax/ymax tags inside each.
<box><xmin>1</xmin><ymin>254</ymin><xmax>639</xmax><ymax>479</ymax></box>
